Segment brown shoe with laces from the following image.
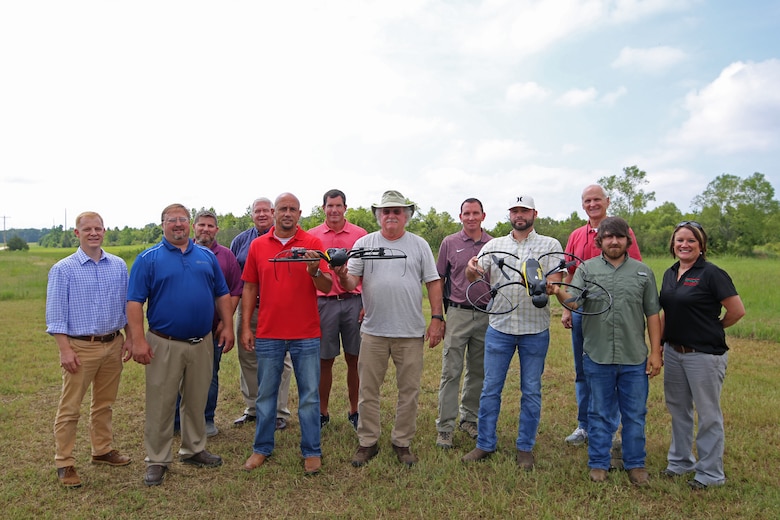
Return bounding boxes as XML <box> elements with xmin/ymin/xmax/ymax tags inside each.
<box><xmin>92</xmin><ymin>449</ymin><xmax>131</xmax><ymax>466</ymax></box>
<box><xmin>57</xmin><ymin>466</ymin><xmax>82</xmax><ymax>488</ymax></box>
<box><xmin>351</xmin><ymin>443</ymin><xmax>379</xmax><ymax>467</ymax></box>
<box><xmin>392</xmin><ymin>444</ymin><xmax>418</xmax><ymax>466</ymax></box>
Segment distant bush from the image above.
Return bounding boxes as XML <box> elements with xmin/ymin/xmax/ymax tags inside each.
<box><xmin>7</xmin><ymin>235</ymin><xmax>29</xmax><ymax>251</ymax></box>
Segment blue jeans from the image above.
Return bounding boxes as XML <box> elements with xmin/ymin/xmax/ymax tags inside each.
<box><xmin>174</xmin><ymin>338</ymin><xmax>222</xmax><ymax>430</ymax></box>
<box><xmin>253</xmin><ymin>338</ymin><xmax>321</xmax><ymax>458</ymax></box>
<box><xmin>476</xmin><ymin>326</ymin><xmax>549</xmax><ymax>453</ymax></box>
<box><xmin>571</xmin><ymin>312</ymin><xmax>619</xmax><ymax>432</ymax></box>
<box><xmin>584</xmin><ymin>355</ymin><xmax>648</xmax><ymax>470</ymax></box>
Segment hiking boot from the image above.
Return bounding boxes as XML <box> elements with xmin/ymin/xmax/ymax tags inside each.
<box><xmin>516</xmin><ymin>450</ymin><xmax>534</xmax><ymax>471</ymax></box>
<box><xmin>57</xmin><ymin>466</ymin><xmax>82</xmax><ymax>488</ymax></box>
<box><xmin>628</xmin><ymin>467</ymin><xmax>650</xmax><ymax>486</ymax></box>
<box><xmin>392</xmin><ymin>444</ymin><xmax>418</xmax><ymax>466</ymax></box>
<box><xmin>565</xmin><ymin>427</ymin><xmax>588</xmax><ymax>446</ymax></box>
<box><xmin>459</xmin><ymin>421</ymin><xmax>478</xmax><ymax>439</ymax></box>
<box><xmin>436</xmin><ymin>431</ymin><xmax>453</xmax><ymax>449</ymax></box>
<box><xmin>462</xmin><ymin>447</ymin><xmax>493</xmax><ymax>462</ymax></box>
<box><xmin>348</xmin><ymin>411</ymin><xmax>359</xmax><ymax>431</ymax></box>
<box><xmin>589</xmin><ymin>468</ymin><xmax>608</xmax><ymax>482</ymax></box>
<box><xmin>351</xmin><ymin>443</ymin><xmax>379</xmax><ymax>467</ymax></box>
<box><xmin>180</xmin><ymin>450</ymin><xmax>222</xmax><ymax>468</ymax></box>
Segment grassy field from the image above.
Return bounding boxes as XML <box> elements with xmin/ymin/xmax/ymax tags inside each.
<box><xmin>1</xmin><ymin>248</ymin><xmax>779</xmax><ymax>519</ymax></box>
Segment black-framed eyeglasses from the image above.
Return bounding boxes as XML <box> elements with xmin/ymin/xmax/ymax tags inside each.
<box><xmin>677</xmin><ymin>221</ymin><xmax>703</xmax><ymax>230</ymax></box>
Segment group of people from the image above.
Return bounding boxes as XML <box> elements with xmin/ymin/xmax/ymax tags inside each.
<box><xmin>46</xmin><ymin>185</ymin><xmax>744</xmax><ymax>491</ymax></box>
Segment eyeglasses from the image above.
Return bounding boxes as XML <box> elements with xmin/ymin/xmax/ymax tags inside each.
<box><xmin>165</xmin><ymin>217</ymin><xmax>190</xmax><ymax>224</ymax></box>
<box><xmin>676</xmin><ymin>221</ymin><xmax>703</xmax><ymax>230</ymax></box>
<box><xmin>381</xmin><ymin>208</ymin><xmax>403</xmax><ymax>215</ymax></box>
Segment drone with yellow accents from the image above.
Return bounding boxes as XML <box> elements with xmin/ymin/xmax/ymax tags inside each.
<box><xmin>466</xmin><ymin>250</ymin><xmax>612</xmax><ymax>316</ymax></box>
<box><xmin>269</xmin><ymin>247</ymin><xmax>407</xmax><ymax>268</ymax></box>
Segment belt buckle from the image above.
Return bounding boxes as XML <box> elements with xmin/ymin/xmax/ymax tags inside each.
<box><xmin>187</xmin><ymin>337</ymin><xmax>204</xmax><ymax>344</ymax></box>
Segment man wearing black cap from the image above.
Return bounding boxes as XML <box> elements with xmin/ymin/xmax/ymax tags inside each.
<box><xmin>462</xmin><ymin>195</ymin><xmax>563</xmax><ymax>471</ymax></box>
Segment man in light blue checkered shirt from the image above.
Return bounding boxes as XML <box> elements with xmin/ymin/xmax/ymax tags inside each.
<box><xmin>46</xmin><ymin>211</ymin><xmax>133</xmax><ymax>488</ymax></box>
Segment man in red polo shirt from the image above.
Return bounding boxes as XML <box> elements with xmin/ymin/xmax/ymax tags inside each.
<box><xmin>308</xmin><ymin>189</ymin><xmax>367</xmax><ymax>430</ymax></box>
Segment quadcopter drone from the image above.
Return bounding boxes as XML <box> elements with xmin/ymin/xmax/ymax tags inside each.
<box><xmin>465</xmin><ymin>250</ymin><xmax>613</xmax><ymax>316</ymax></box>
<box><xmin>269</xmin><ymin>247</ymin><xmax>407</xmax><ymax>274</ymax></box>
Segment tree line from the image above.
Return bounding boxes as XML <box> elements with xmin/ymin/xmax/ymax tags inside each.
<box><xmin>6</xmin><ymin>168</ymin><xmax>778</xmax><ymax>257</ymax></box>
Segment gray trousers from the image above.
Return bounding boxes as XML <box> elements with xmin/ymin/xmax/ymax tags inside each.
<box><xmin>663</xmin><ymin>345</ymin><xmax>728</xmax><ymax>486</ymax></box>
<box><xmin>435</xmin><ymin>307</ymin><xmax>488</xmax><ymax>432</ymax></box>
<box><xmin>236</xmin><ymin>303</ymin><xmax>292</xmax><ymax>419</ymax></box>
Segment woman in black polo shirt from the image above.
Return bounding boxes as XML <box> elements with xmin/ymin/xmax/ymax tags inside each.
<box><xmin>659</xmin><ymin>221</ymin><xmax>745</xmax><ymax>490</ymax></box>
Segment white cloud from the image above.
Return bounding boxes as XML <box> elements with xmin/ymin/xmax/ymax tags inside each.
<box><xmin>612</xmin><ymin>46</ymin><xmax>687</xmax><ymax>73</ymax></box>
<box><xmin>670</xmin><ymin>59</ymin><xmax>780</xmax><ymax>153</ymax></box>
<box><xmin>556</xmin><ymin>87</ymin><xmax>599</xmax><ymax>106</ymax></box>
<box><xmin>475</xmin><ymin>139</ymin><xmax>536</xmax><ymax>163</ymax></box>
<box><xmin>506</xmin><ymin>81</ymin><xmax>551</xmax><ymax>103</ymax></box>
<box><xmin>602</xmin><ymin>86</ymin><xmax>628</xmax><ymax>105</ymax></box>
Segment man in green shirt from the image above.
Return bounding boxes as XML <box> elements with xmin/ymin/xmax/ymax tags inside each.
<box><xmin>552</xmin><ymin>217</ymin><xmax>662</xmax><ymax>486</ymax></box>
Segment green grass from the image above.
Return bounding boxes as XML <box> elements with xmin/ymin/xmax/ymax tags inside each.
<box><xmin>1</xmin><ymin>249</ymin><xmax>779</xmax><ymax>518</ymax></box>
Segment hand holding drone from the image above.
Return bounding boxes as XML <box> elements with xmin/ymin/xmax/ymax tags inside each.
<box><xmin>466</xmin><ymin>250</ymin><xmax>612</xmax><ymax>316</ymax></box>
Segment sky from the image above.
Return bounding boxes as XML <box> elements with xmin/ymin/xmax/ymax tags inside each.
<box><xmin>2</xmin><ymin>0</ymin><xmax>779</xmax><ymax>232</ymax></box>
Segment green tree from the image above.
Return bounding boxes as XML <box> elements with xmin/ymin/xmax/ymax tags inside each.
<box><xmin>7</xmin><ymin>235</ymin><xmax>29</xmax><ymax>251</ymax></box>
<box><xmin>345</xmin><ymin>207</ymin><xmax>379</xmax><ymax>234</ymax></box>
<box><xmin>692</xmin><ymin>172</ymin><xmax>779</xmax><ymax>254</ymax></box>
<box><xmin>598</xmin><ymin>165</ymin><xmax>656</xmax><ymax>223</ymax></box>
<box><xmin>408</xmin><ymin>207</ymin><xmax>459</xmax><ymax>253</ymax></box>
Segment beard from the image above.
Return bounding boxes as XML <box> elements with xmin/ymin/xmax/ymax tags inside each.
<box><xmin>511</xmin><ymin>217</ymin><xmax>534</xmax><ymax>232</ymax></box>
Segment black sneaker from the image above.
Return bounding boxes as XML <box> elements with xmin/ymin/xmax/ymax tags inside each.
<box><xmin>320</xmin><ymin>414</ymin><xmax>330</xmax><ymax>428</ymax></box>
<box><xmin>348</xmin><ymin>411</ymin><xmax>359</xmax><ymax>431</ymax></box>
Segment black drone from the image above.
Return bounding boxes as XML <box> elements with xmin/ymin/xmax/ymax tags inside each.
<box><xmin>466</xmin><ymin>250</ymin><xmax>613</xmax><ymax>316</ymax></box>
<box><xmin>269</xmin><ymin>247</ymin><xmax>407</xmax><ymax>268</ymax></box>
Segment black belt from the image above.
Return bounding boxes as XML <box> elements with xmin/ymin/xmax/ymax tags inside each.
<box><xmin>668</xmin><ymin>343</ymin><xmax>697</xmax><ymax>354</ymax></box>
<box><xmin>320</xmin><ymin>293</ymin><xmax>359</xmax><ymax>301</ymax></box>
<box><xmin>448</xmin><ymin>301</ymin><xmax>487</xmax><ymax>311</ymax></box>
<box><xmin>150</xmin><ymin>329</ymin><xmax>204</xmax><ymax>345</ymax></box>
<box><xmin>68</xmin><ymin>331</ymin><xmax>121</xmax><ymax>343</ymax></box>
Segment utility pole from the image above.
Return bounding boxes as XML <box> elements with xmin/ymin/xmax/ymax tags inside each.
<box><xmin>1</xmin><ymin>215</ymin><xmax>9</xmax><ymax>247</ymax></box>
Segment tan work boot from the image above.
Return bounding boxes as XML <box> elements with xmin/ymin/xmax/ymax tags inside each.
<box><xmin>57</xmin><ymin>466</ymin><xmax>82</xmax><ymax>488</ymax></box>
<box><xmin>461</xmin><ymin>447</ymin><xmax>493</xmax><ymax>462</ymax></box>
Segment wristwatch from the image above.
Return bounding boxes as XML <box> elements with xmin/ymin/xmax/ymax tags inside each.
<box><xmin>311</xmin><ymin>268</ymin><xmax>322</xmax><ymax>278</ymax></box>
<box><xmin>431</xmin><ymin>314</ymin><xmax>445</xmax><ymax>322</ymax></box>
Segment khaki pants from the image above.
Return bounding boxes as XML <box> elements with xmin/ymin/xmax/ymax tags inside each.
<box><xmin>144</xmin><ymin>331</ymin><xmax>212</xmax><ymax>465</ymax></box>
<box><xmin>357</xmin><ymin>334</ymin><xmax>423</xmax><ymax>448</ymax></box>
<box><xmin>54</xmin><ymin>335</ymin><xmax>123</xmax><ymax>468</ymax></box>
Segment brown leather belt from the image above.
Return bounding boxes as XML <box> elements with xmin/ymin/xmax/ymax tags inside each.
<box><xmin>68</xmin><ymin>331</ymin><xmax>121</xmax><ymax>343</ymax></box>
<box><xmin>149</xmin><ymin>329</ymin><xmax>204</xmax><ymax>344</ymax></box>
<box><xmin>669</xmin><ymin>343</ymin><xmax>697</xmax><ymax>354</ymax></box>
<box><xmin>320</xmin><ymin>293</ymin><xmax>359</xmax><ymax>301</ymax></box>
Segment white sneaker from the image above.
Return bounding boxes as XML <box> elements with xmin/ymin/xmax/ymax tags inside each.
<box><xmin>565</xmin><ymin>427</ymin><xmax>587</xmax><ymax>446</ymax></box>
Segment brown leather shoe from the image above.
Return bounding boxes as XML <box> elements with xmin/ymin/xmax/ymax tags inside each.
<box><xmin>461</xmin><ymin>447</ymin><xmax>493</xmax><ymax>462</ymax></box>
<box><xmin>628</xmin><ymin>467</ymin><xmax>650</xmax><ymax>486</ymax></box>
<box><xmin>516</xmin><ymin>450</ymin><xmax>534</xmax><ymax>471</ymax></box>
<box><xmin>144</xmin><ymin>464</ymin><xmax>167</xmax><ymax>486</ymax></box>
<box><xmin>351</xmin><ymin>443</ymin><xmax>379</xmax><ymax>467</ymax></box>
<box><xmin>392</xmin><ymin>444</ymin><xmax>418</xmax><ymax>466</ymax></box>
<box><xmin>92</xmin><ymin>449</ymin><xmax>131</xmax><ymax>466</ymax></box>
<box><xmin>243</xmin><ymin>453</ymin><xmax>268</xmax><ymax>471</ymax></box>
<box><xmin>589</xmin><ymin>468</ymin><xmax>608</xmax><ymax>482</ymax></box>
<box><xmin>304</xmin><ymin>456</ymin><xmax>322</xmax><ymax>475</ymax></box>
<box><xmin>57</xmin><ymin>466</ymin><xmax>82</xmax><ymax>488</ymax></box>
<box><xmin>180</xmin><ymin>450</ymin><xmax>222</xmax><ymax>468</ymax></box>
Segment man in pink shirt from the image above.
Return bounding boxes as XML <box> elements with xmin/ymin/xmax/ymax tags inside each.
<box><xmin>308</xmin><ymin>189</ymin><xmax>368</xmax><ymax>430</ymax></box>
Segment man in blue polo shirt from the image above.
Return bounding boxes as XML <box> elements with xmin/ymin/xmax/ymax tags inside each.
<box><xmin>128</xmin><ymin>203</ymin><xmax>235</xmax><ymax>487</ymax></box>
